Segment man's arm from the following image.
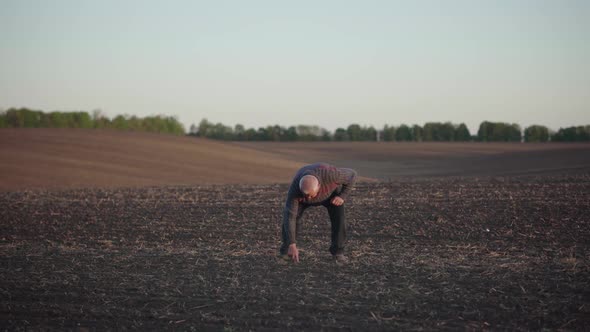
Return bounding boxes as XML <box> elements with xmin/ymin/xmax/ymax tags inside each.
<box><xmin>283</xmin><ymin>180</ymin><xmax>300</xmax><ymax>245</ymax></box>
<box><xmin>336</xmin><ymin>168</ymin><xmax>357</xmax><ymax>199</ymax></box>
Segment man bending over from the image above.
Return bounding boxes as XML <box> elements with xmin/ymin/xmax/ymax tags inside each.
<box><xmin>280</xmin><ymin>163</ymin><xmax>357</xmax><ymax>263</ymax></box>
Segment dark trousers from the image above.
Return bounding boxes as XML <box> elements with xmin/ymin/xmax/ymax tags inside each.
<box><xmin>280</xmin><ymin>199</ymin><xmax>347</xmax><ymax>256</ymax></box>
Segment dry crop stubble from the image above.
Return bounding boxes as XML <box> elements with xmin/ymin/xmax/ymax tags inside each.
<box><xmin>1</xmin><ymin>174</ymin><xmax>589</xmax><ymax>330</ymax></box>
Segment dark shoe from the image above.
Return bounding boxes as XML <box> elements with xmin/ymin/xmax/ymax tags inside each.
<box><xmin>333</xmin><ymin>254</ymin><xmax>349</xmax><ymax>264</ymax></box>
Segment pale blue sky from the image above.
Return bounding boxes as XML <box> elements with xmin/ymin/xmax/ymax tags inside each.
<box><xmin>1</xmin><ymin>0</ymin><xmax>589</xmax><ymax>133</ymax></box>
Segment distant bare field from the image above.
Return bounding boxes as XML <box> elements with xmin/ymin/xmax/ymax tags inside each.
<box><xmin>0</xmin><ymin>128</ymin><xmax>304</xmax><ymax>191</ymax></box>
<box><xmin>2</xmin><ymin>128</ymin><xmax>590</xmax><ymax>191</ymax></box>
<box><xmin>234</xmin><ymin>141</ymin><xmax>590</xmax><ymax>180</ymax></box>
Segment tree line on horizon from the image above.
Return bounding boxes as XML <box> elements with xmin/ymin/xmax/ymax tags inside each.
<box><xmin>1</xmin><ymin>107</ymin><xmax>589</xmax><ymax>142</ymax></box>
<box><xmin>0</xmin><ymin>108</ymin><xmax>185</xmax><ymax>135</ymax></box>
<box><xmin>192</xmin><ymin>119</ymin><xmax>590</xmax><ymax>143</ymax></box>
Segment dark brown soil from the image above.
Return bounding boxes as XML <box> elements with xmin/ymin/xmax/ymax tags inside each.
<box><xmin>3</xmin><ymin>128</ymin><xmax>590</xmax><ymax>191</ymax></box>
<box><xmin>1</xmin><ymin>174</ymin><xmax>589</xmax><ymax>330</ymax></box>
<box><xmin>0</xmin><ymin>128</ymin><xmax>304</xmax><ymax>191</ymax></box>
<box><xmin>234</xmin><ymin>141</ymin><xmax>590</xmax><ymax>179</ymax></box>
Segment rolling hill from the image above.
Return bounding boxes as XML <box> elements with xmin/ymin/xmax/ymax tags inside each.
<box><xmin>2</xmin><ymin>128</ymin><xmax>589</xmax><ymax>191</ymax></box>
<box><xmin>0</xmin><ymin>128</ymin><xmax>304</xmax><ymax>191</ymax></box>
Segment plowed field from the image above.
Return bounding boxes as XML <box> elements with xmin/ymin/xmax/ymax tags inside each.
<box><xmin>2</xmin><ymin>175</ymin><xmax>589</xmax><ymax>330</ymax></box>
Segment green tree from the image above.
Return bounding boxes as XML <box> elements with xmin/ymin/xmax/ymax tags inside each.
<box><xmin>440</xmin><ymin>122</ymin><xmax>456</xmax><ymax>141</ymax></box>
<box><xmin>412</xmin><ymin>125</ymin><xmax>423</xmax><ymax>142</ymax></box>
<box><xmin>362</xmin><ymin>126</ymin><xmax>378</xmax><ymax>141</ymax></box>
<box><xmin>347</xmin><ymin>124</ymin><xmax>362</xmax><ymax>141</ymax></box>
<box><xmin>2</xmin><ymin>108</ymin><xmax>43</xmax><ymax>127</ymax></box>
<box><xmin>207</xmin><ymin>122</ymin><xmax>233</xmax><ymax>140</ymax></box>
<box><xmin>334</xmin><ymin>128</ymin><xmax>349</xmax><ymax>141</ymax></box>
<box><xmin>267</xmin><ymin>125</ymin><xmax>283</xmax><ymax>141</ymax></box>
<box><xmin>127</xmin><ymin>115</ymin><xmax>141</xmax><ymax>131</ymax></box>
<box><xmin>477</xmin><ymin>121</ymin><xmax>492</xmax><ymax>141</ymax></box>
<box><xmin>234</xmin><ymin>124</ymin><xmax>245</xmax><ymax>140</ymax></box>
<box><xmin>454</xmin><ymin>123</ymin><xmax>471</xmax><ymax>141</ymax></box>
<box><xmin>285</xmin><ymin>126</ymin><xmax>298</xmax><ymax>141</ymax></box>
<box><xmin>0</xmin><ymin>110</ymin><xmax>6</xmax><ymax>128</ymax></box>
<box><xmin>551</xmin><ymin>126</ymin><xmax>590</xmax><ymax>142</ymax></box>
<box><xmin>422</xmin><ymin>123</ymin><xmax>435</xmax><ymax>141</ymax></box>
<box><xmin>382</xmin><ymin>125</ymin><xmax>396</xmax><ymax>141</ymax></box>
<box><xmin>23</xmin><ymin>108</ymin><xmax>43</xmax><ymax>127</ymax></box>
<box><xmin>524</xmin><ymin>125</ymin><xmax>549</xmax><ymax>142</ymax></box>
<box><xmin>256</xmin><ymin>127</ymin><xmax>270</xmax><ymax>141</ymax></box>
<box><xmin>197</xmin><ymin>119</ymin><xmax>213</xmax><ymax>137</ymax></box>
<box><xmin>395</xmin><ymin>124</ymin><xmax>412</xmax><ymax>141</ymax></box>
<box><xmin>297</xmin><ymin>125</ymin><xmax>323</xmax><ymax>141</ymax></box>
<box><xmin>92</xmin><ymin>109</ymin><xmax>110</xmax><ymax>129</ymax></box>
<box><xmin>74</xmin><ymin>112</ymin><xmax>93</xmax><ymax>128</ymax></box>
<box><xmin>508</xmin><ymin>123</ymin><xmax>522</xmax><ymax>142</ymax></box>
<box><xmin>477</xmin><ymin>121</ymin><xmax>521</xmax><ymax>142</ymax></box>
<box><xmin>5</xmin><ymin>108</ymin><xmax>27</xmax><ymax>127</ymax></box>
<box><xmin>112</xmin><ymin>115</ymin><xmax>129</xmax><ymax>130</ymax></box>
<box><xmin>164</xmin><ymin>116</ymin><xmax>185</xmax><ymax>135</ymax></box>
<box><xmin>244</xmin><ymin>128</ymin><xmax>257</xmax><ymax>140</ymax></box>
<box><xmin>321</xmin><ymin>128</ymin><xmax>332</xmax><ymax>141</ymax></box>
<box><xmin>422</xmin><ymin>122</ymin><xmax>456</xmax><ymax>141</ymax></box>
<box><xmin>0</xmin><ymin>107</ymin><xmax>185</xmax><ymax>134</ymax></box>
<box><xmin>49</xmin><ymin>112</ymin><xmax>68</xmax><ymax>128</ymax></box>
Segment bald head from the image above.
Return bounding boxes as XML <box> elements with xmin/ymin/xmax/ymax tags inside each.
<box><xmin>299</xmin><ymin>175</ymin><xmax>320</xmax><ymax>198</ymax></box>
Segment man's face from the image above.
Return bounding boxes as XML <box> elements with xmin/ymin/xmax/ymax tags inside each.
<box><xmin>303</xmin><ymin>185</ymin><xmax>320</xmax><ymax>200</ymax></box>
